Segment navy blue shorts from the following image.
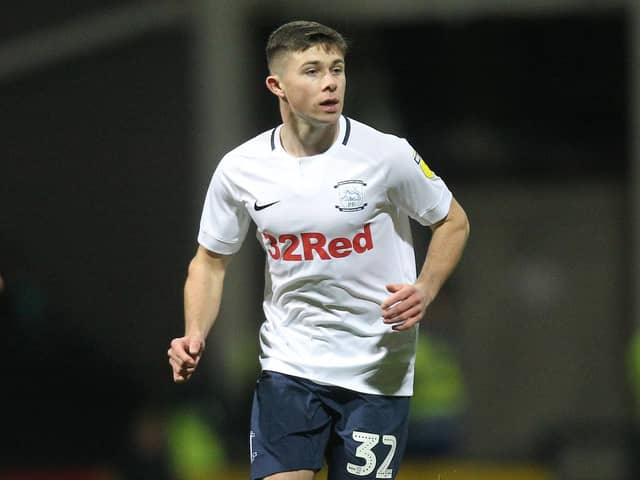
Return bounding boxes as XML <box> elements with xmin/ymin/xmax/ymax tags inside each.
<box><xmin>249</xmin><ymin>370</ymin><xmax>410</xmax><ymax>480</ymax></box>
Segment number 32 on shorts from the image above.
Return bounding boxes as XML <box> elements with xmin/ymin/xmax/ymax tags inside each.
<box><xmin>347</xmin><ymin>431</ymin><xmax>397</xmax><ymax>479</ymax></box>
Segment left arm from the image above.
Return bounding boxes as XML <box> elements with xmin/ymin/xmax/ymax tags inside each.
<box><xmin>381</xmin><ymin>197</ymin><xmax>470</xmax><ymax>331</ymax></box>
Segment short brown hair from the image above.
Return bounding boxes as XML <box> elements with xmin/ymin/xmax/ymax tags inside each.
<box><xmin>266</xmin><ymin>20</ymin><xmax>348</xmax><ymax>69</ymax></box>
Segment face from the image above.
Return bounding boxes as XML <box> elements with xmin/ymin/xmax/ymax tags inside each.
<box><xmin>268</xmin><ymin>45</ymin><xmax>346</xmax><ymax>126</ymax></box>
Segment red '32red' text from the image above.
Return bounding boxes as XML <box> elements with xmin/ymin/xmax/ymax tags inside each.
<box><xmin>262</xmin><ymin>224</ymin><xmax>373</xmax><ymax>261</ymax></box>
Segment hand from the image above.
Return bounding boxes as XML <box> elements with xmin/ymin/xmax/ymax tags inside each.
<box><xmin>167</xmin><ymin>335</ymin><xmax>205</xmax><ymax>383</ymax></box>
<box><xmin>381</xmin><ymin>283</ymin><xmax>431</xmax><ymax>331</ymax></box>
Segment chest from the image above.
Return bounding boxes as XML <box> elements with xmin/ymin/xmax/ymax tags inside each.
<box><xmin>240</xmin><ymin>155</ymin><xmax>389</xmax><ymax>237</ymax></box>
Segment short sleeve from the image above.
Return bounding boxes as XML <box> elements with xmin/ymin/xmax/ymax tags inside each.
<box><xmin>386</xmin><ymin>139</ymin><xmax>452</xmax><ymax>226</ymax></box>
<box><xmin>197</xmin><ymin>161</ymin><xmax>250</xmax><ymax>255</ymax></box>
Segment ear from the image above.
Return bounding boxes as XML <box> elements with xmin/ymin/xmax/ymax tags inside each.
<box><xmin>266</xmin><ymin>75</ymin><xmax>285</xmax><ymax>99</ymax></box>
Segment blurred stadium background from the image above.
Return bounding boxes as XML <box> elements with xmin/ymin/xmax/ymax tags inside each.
<box><xmin>0</xmin><ymin>0</ymin><xmax>638</xmax><ymax>479</ymax></box>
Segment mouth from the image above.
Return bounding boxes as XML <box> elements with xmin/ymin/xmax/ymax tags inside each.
<box><xmin>319</xmin><ymin>98</ymin><xmax>340</xmax><ymax>112</ymax></box>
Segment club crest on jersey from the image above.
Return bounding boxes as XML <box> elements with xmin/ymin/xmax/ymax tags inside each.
<box><xmin>334</xmin><ymin>180</ymin><xmax>367</xmax><ymax>212</ymax></box>
<box><xmin>413</xmin><ymin>151</ymin><xmax>436</xmax><ymax>179</ymax></box>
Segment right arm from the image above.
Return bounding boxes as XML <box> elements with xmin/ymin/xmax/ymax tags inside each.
<box><xmin>168</xmin><ymin>246</ymin><xmax>231</xmax><ymax>383</ymax></box>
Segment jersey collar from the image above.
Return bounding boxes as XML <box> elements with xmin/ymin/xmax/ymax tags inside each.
<box><xmin>270</xmin><ymin>116</ymin><xmax>351</xmax><ymax>152</ymax></box>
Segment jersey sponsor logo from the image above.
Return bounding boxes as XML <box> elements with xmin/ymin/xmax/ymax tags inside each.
<box><xmin>334</xmin><ymin>179</ymin><xmax>367</xmax><ymax>212</ymax></box>
<box><xmin>262</xmin><ymin>224</ymin><xmax>373</xmax><ymax>261</ymax></box>
<box><xmin>412</xmin><ymin>151</ymin><xmax>436</xmax><ymax>179</ymax></box>
<box><xmin>254</xmin><ymin>200</ymin><xmax>280</xmax><ymax>211</ymax></box>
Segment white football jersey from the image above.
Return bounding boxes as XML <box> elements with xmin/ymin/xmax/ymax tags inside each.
<box><xmin>198</xmin><ymin>116</ymin><xmax>452</xmax><ymax>396</ymax></box>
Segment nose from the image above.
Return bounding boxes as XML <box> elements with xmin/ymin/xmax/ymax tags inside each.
<box><xmin>322</xmin><ymin>71</ymin><xmax>337</xmax><ymax>92</ymax></box>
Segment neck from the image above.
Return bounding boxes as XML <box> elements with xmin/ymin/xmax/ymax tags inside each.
<box><xmin>279</xmin><ymin>105</ymin><xmax>340</xmax><ymax>157</ymax></box>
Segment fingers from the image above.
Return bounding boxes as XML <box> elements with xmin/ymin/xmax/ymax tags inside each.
<box><xmin>168</xmin><ymin>336</ymin><xmax>203</xmax><ymax>383</ymax></box>
<box><xmin>391</xmin><ymin>306</ymin><xmax>423</xmax><ymax>331</ymax></box>
<box><xmin>381</xmin><ymin>283</ymin><xmax>427</xmax><ymax>331</ymax></box>
<box><xmin>380</xmin><ymin>284</ymin><xmax>403</xmax><ymax>310</ymax></box>
<box><xmin>169</xmin><ymin>356</ymin><xmax>195</xmax><ymax>383</ymax></box>
<box><xmin>188</xmin><ymin>338</ymin><xmax>204</xmax><ymax>357</ymax></box>
<box><xmin>384</xmin><ymin>304</ymin><xmax>423</xmax><ymax>331</ymax></box>
<box><xmin>381</xmin><ymin>284</ymin><xmax>419</xmax><ymax>320</ymax></box>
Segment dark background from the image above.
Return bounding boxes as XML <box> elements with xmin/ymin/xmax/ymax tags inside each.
<box><xmin>0</xmin><ymin>1</ymin><xmax>634</xmax><ymax>478</ymax></box>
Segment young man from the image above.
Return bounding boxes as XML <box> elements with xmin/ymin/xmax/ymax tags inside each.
<box><xmin>168</xmin><ymin>20</ymin><xmax>470</xmax><ymax>480</ymax></box>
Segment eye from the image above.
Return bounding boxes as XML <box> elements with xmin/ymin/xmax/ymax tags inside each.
<box><xmin>332</xmin><ymin>67</ymin><xmax>344</xmax><ymax>74</ymax></box>
<box><xmin>305</xmin><ymin>69</ymin><xmax>318</xmax><ymax>75</ymax></box>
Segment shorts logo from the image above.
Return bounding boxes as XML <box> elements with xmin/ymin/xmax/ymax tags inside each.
<box><xmin>249</xmin><ymin>430</ymin><xmax>258</xmax><ymax>463</ymax></box>
<box><xmin>335</xmin><ymin>180</ymin><xmax>367</xmax><ymax>212</ymax></box>
<box><xmin>413</xmin><ymin>151</ymin><xmax>436</xmax><ymax>179</ymax></box>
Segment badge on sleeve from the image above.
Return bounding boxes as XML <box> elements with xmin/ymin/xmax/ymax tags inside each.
<box><xmin>413</xmin><ymin>151</ymin><xmax>436</xmax><ymax>179</ymax></box>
